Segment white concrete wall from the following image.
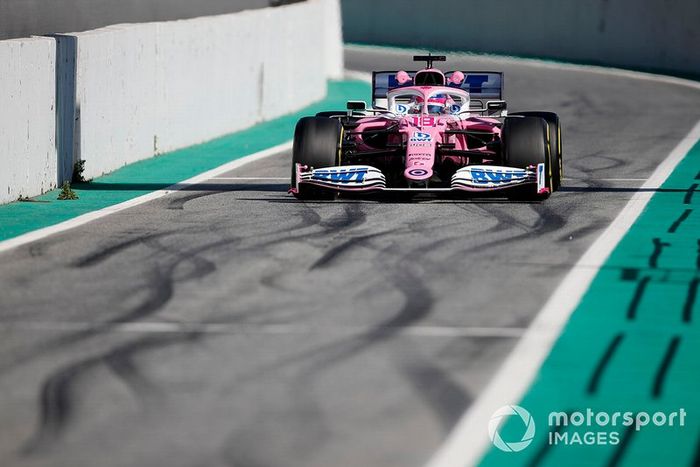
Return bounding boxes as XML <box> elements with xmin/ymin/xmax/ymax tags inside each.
<box><xmin>0</xmin><ymin>0</ymin><xmax>344</xmax><ymax>203</ymax></box>
<box><xmin>73</xmin><ymin>0</ymin><xmax>342</xmax><ymax>180</ymax></box>
<box><xmin>341</xmin><ymin>0</ymin><xmax>700</xmax><ymax>77</ymax></box>
<box><xmin>0</xmin><ymin>37</ymin><xmax>57</xmax><ymax>204</ymax></box>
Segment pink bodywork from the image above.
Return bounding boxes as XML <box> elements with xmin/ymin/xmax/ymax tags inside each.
<box><xmin>351</xmin><ymin>83</ymin><xmax>501</xmax><ymax>184</ymax></box>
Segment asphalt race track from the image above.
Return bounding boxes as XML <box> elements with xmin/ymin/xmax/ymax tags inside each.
<box><xmin>1</xmin><ymin>46</ymin><xmax>700</xmax><ymax>467</ymax></box>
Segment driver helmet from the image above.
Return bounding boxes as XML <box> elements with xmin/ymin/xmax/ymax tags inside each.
<box><xmin>427</xmin><ymin>96</ymin><xmax>447</xmax><ymax>115</ymax></box>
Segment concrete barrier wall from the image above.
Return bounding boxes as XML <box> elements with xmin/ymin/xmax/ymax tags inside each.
<box><xmin>0</xmin><ymin>37</ymin><xmax>57</xmax><ymax>204</ymax></box>
<box><xmin>72</xmin><ymin>0</ymin><xmax>340</xmax><ymax>180</ymax></box>
<box><xmin>341</xmin><ymin>0</ymin><xmax>700</xmax><ymax>77</ymax></box>
<box><xmin>0</xmin><ymin>0</ymin><xmax>342</xmax><ymax>202</ymax></box>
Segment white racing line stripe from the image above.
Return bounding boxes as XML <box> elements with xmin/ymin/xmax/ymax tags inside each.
<box><xmin>426</xmin><ymin>119</ymin><xmax>700</xmax><ymax>467</ymax></box>
<box><xmin>345</xmin><ymin>49</ymin><xmax>700</xmax><ymax>467</ymax></box>
<box><xmin>0</xmin><ymin>321</ymin><xmax>527</xmax><ymax>338</ymax></box>
<box><xmin>0</xmin><ymin>142</ymin><xmax>292</xmax><ymax>254</ymax></box>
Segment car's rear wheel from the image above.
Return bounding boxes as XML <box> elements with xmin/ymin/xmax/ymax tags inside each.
<box><xmin>511</xmin><ymin>111</ymin><xmax>562</xmax><ymax>190</ymax></box>
<box><xmin>291</xmin><ymin>116</ymin><xmax>343</xmax><ymax>200</ymax></box>
<box><xmin>501</xmin><ymin>116</ymin><xmax>552</xmax><ymax>201</ymax></box>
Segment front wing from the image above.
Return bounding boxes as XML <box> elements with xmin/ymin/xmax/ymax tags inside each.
<box><xmin>291</xmin><ymin>164</ymin><xmax>548</xmax><ymax>195</ymax></box>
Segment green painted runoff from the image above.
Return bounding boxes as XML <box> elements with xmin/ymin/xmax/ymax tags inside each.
<box><xmin>480</xmin><ymin>141</ymin><xmax>700</xmax><ymax>466</ymax></box>
<box><xmin>0</xmin><ymin>80</ymin><xmax>371</xmax><ymax>242</ymax></box>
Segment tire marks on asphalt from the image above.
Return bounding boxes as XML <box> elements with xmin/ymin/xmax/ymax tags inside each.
<box><xmin>22</xmin><ymin>332</ymin><xmax>200</xmax><ymax>454</ymax></box>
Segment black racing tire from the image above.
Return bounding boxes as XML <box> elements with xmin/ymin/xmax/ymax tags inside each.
<box><xmin>291</xmin><ymin>117</ymin><xmax>343</xmax><ymax>200</ymax></box>
<box><xmin>511</xmin><ymin>111</ymin><xmax>562</xmax><ymax>191</ymax></box>
<box><xmin>501</xmin><ymin>116</ymin><xmax>552</xmax><ymax>201</ymax></box>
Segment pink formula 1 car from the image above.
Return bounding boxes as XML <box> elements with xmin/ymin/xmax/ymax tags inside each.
<box><xmin>290</xmin><ymin>55</ymin><xmax>562</xmax><ymax>201</ymax></box>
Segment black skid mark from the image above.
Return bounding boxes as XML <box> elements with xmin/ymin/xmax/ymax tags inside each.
<box><xmin>691</xmin><ymin>434</ymin><xmax>700</xmax><ymax>466</ymax></box>
<box><xmin>309</xmin><ymin>230</ymin><xmax>397</xmax><ymax>270</ymax></box>
<box><xmin>22</xmin><ymin>332</ymin><xmax>200</xmax><ymax>455</ymax></box>
<box><xmin>103</xmin><ymin>352</ymin><xmax>160</xmax><ymax>405</ymax></box>
<box><xmin>2</xmin><ymin>237</ymin><xmax>236</xmax><ymax>375</ymax></box>
<box><xmin>399</xmin><ymin>356</ymin><xmax>471</xmax><ymax>432</ymax></box>
<box><xmin>649</xmin><ymin>238</ymin><xmax>670</xmax><ymax>268</ymax></box>
<box><xmin>73</xmin><ymin>231</ymin><xmax>173</xmax><ymax>268</ymax></box>
<box><xmin>607</xmin><ymin>425</ymin><xmax>636</xmax><ymax>467</ymax></box>
<box><xmin>626</xmin><ymin>276</ymin><xmax>651</xmax><ymax>320</ymax></box>
<box><xmin>166</xmin><ymin>190</ymin><xmax>224</xmax><ymax>210</ymax></box>
<box><xmin>683</xmin><ymin>278</ymin><xmax>698</xmax><ymax>323</ymax></box>
<box><xmin>455</xmin><ymin>202</ymin><xmax>567</xmax><ymax>253</ymax></box>
<box><xmin>668</xmin><ymin>209</ymin><xmax>692</xmax><ymax>233</ymax></box>
<box><xmin>587</xmin><ymin>333</ymin><xmax>624</xmax><ymax>394</ymax></box>
<box><xmin>526</xmin><ymin>410</ymin><xmax>574</xmax><ymax>467</ymax></box>
<box><xmin>319</xmin><ymin>203</ymin><xmax>367</xmax><ymax>230</ymax></box>
<box><xmin>652</xmin><ymin>336</ymin><xmax>680</xmax><ymax>398</ymax></box>
<box><xmin>684</xmin><ymin>183</ymin><xmax>698</xmax><ymax>205</ymax></box>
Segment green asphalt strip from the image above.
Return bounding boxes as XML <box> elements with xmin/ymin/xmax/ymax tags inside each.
<box><xmin>481</xmin><ymin>141</ymin><xmax>700</xmax><ymax>466</ymax></box>
<box><xmin>0</xmin><ymin>80</ymin><xmax>370</xmax><ymax>242</ymax></box>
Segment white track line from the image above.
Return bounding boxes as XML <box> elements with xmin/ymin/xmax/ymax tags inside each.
<box><xmin>0</xmin><ymin>142</ymin><xmax>292</xmax><ymax>254</ymax></box>
<box><xmin>426</xmin><ymin>119</ymin><xmax>700</xmax><ymax>467</ymax></box>
<box><xmin>346</xmin><ymin>45</ymin><xmax>700</xmax><ymax>467</ymax></box>
<box><xmin>0</xmin><ymin>321</ymin><xmax>527</xmax><ymax>338</ymax></box>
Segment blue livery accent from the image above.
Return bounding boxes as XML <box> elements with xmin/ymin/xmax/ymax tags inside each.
<box><xmin>470</xmin><ymin>168</ymin><xmax>526</xmax><ymax>184</ymax></box>
<box><xmin>464</xmin><ymin>75</ymin><xmax>490</xmax><ymax>94</ymax></box>
<box><xmin>313</xmin><ymin>169</ymin><xmax>367</xmax><ymax>184</ymax></box>
<box><xmin>410</xmin><ymin>132</ymin><xmax>432</xmax><ymax>142</ymax></box>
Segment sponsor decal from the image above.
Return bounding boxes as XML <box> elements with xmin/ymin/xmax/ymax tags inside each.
<box><xmin>409</xmin><ymin>153</ymin><xmax>432</xmax><ymax>161</ymax></box>
<box><xmin>407</xmin><ymin>168</ymin><xmax>429</xmax><ymax>177</ymax></box>
<box><xmin>536</xmin><ymin>162</ymin><xmax>546</xmax><ymax>192</ymax></box>
<box><xmin>469</xmin><ymin>168</ymin><xmax>525</xmax><ymax>184</ymax></box>
<box><xmin>410</xmin><ymin>132</ymin><xmax>432</xmax><ymax>142</ymax></box>
<box><xmin>451</xmin><ymin>165</ymin><xmax>533</xmax><ymax>190</ymax></box>
<box><xmin>450</xmin><ymin>104</ymin><xmax>462</xmax><ymax>115</ymax></box>
<box><xmin>395</xmin><ymin>104</ymin><xmax>409</xmax><ymax>114</ymax></box>
<box><xmin>312</xmin><ymin>168</ymin><xmax>367</xmax><ymax>184</ymax></box>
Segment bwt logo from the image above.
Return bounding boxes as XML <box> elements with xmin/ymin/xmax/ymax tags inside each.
<box><xmin>312</xmin><ymin>170</ymin><xmax>367</xmax><ymax>183</ymax></box>
<box><xmin>488</xmin><ymin>405</ymin><xmax>536</xmax><ymax>452</ymax></box>
<box><xmin>410</xmin><ymin>132</ymin><xmax>432</xmax><ymax>142</ymax></box>
<box><xmin>470</xmin><ymin>169</ymin><xmax>524</xmax><ymax>184</ymax></box>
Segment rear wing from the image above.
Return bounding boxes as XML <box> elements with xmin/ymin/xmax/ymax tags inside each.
<box><xmin>371</xmin><ymin>71</ymin><xmax>504</xmax><ymax>109</ymax></box>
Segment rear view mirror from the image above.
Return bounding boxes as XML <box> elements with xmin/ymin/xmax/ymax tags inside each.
<box><xmin>487</xmin><ymin>100</ymin><xmax>507</xmax><ymax>111</ymax></box>
<box><xmin>347</xmin><ymin>101</ymin><xmax>367</xmax><ymax>111</ymax></box>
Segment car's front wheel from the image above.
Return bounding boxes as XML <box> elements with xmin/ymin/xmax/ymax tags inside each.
<box><xmin>291</xmin><ymin>117</ymin><xmax>343</xmax><ymax>200</ymax></box>
<box><xmin>501</xmin><ymin>116</ymin><xmax>553</xmax><ymax>201</ymax></box>
<box><xmin>510</xmin><ymin>111</ymin><xmax>562</xmax><ymax>190</ymax></box>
